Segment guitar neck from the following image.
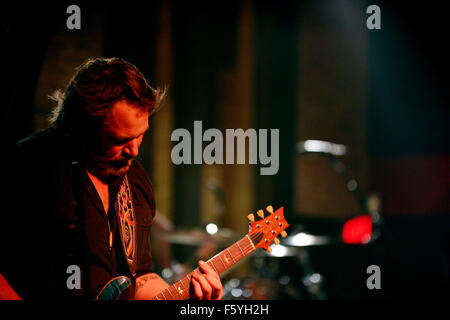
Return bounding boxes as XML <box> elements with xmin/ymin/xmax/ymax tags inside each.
<box><xmin>152</xmin><ymin>234</ymin><xmax>257</xmax><ymax>300</ymax></box>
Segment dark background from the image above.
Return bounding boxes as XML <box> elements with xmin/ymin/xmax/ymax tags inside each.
<box><xmin>1</xmin><ymin>0</ymin><xmax>449</xmax><ymax>300</ymax></box>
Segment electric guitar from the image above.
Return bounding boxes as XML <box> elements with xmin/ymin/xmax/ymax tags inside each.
<box><xmin>95</xmin><ymin>205</ymin><xmax>289</xmax><ymax>300</ymax></box>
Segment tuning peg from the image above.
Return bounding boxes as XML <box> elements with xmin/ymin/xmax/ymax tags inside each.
<box><xmin>266</xmin><ymin>205</ymin><xmax>274</xmax><ymax>214</ymax></box>
<box><xmin>273</xmin><ymin>237</ymin><xmax>280</xmax><ymax>245</ymax></box>
<box><xmin>280</xmin><ymin>231</ymin><xmax>287</xmax><ymax>238</ymax></box>
<box><xmin>247</xmin><ymin>214</ymin><xmax>255</xmax><ymax>222</ymax></box>
<box><xmin>266</xmin><ymin>246</ymin><xmax>272</xmax><ymax>253</ymax></box>
<box><xmin>257</xmin><ymin>210</ymin><xmax>264</xmax><ymax>218</ymax></box>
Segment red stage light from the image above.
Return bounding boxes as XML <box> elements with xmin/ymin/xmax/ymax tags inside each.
<box><xmin>342</xmin><ymin>215</ymin><xmax>372</xmax><ymax>244</ymax></box>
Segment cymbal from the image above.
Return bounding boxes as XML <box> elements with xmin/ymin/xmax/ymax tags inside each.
<box><xmin>281</xmin><ymin>231</ymin><xmax>335</xmax><ymax>247</ymax></box>
<box><xmin>257</xmin><ymin>244</ymin><xmax>298</xmax><ymax>257</ymax></box>
<box><xmin>153</xmin><ymin>228</ymin><xmax>241</xmax><ymax>247</ymax></box>
<box><xmin>255</xmin><ymin>232</ymin><xmax>336</xmax><ymax>258</ymax></box>
<box><xmin>296</xmin><ymin>139</ymin><xmax>348</xmax><ymax>156</ymax></box>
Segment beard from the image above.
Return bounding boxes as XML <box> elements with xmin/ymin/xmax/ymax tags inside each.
<box><xmin>83</xmin><ymin>151</ymin><xmax>133</xmax><ymax>177</ymax></box>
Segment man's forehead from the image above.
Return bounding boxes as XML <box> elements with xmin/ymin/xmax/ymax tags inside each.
<box><xmin>104</xmin><ymin>100</ymin><xmax>149</xmax><ymax>136</ymax></box>
<box><xmin>110</xmin><ymin>99</ymin><xmax>149</xmax><ymax>118</ymax></box>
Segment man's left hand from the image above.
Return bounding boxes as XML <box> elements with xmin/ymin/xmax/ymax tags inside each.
<box><xmin>191</xmin><ymin>260</ymin><xmax>223</xmax><ymax>300</ymax></box>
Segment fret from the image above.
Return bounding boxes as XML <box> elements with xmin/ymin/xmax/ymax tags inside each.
<box><xmin>161</xmin><ymin>289</ymin><xmax>168</xmax><ymax>300</ymax></box>
<box><xmin>218</xmin><ymin>252</ymin><xmax>227</xmax><ymax>269</ymax></box>
<box><xmin>183</xmin><ymin>276</ymin><xmax>191</xmax><ymax>292</ymax></box>
<box><xmin>208</xmin><ymin>260</ymin><xmax>219</xmax><ymax>274</ymax></box>
<box><xmin>172</xmin><ymin>283</ymin><xmax>183</xmax><ymax>299</ymax></box>
<box><xmin>167</xmin><ymin>285</ymin><xmax>177</xmax><ymax>300</ymax></box>
<box><xmin>246</xmin><ymin>234</ymin><xmax>256</xmax><ymax>250</ymax></box>
<box><xmin>226</xmin><ymin>248</ymin><xmax>236</xmax><ymax>264</ymax></box>
<box><xmin>229</xmin><ymin>242</ymin><xmax>242</xmax><ymax>260</ymax></box>
<box><xmin>242</xmin><ymin>236</ymin><xmax>252</xmax><ymax>252</ymax></box>
<box><xmin>173</xmin><ymin>278</ymin><xmax>189</xmax><ymax>300</ymax></box>
<box><xmin>185</xmin><ymin>272</ymin><xmax>193</xmax><ymax>283</ymax></box>
<box><xmin>182</xmin><ymin>273</ymin><xmax>193</xmax><ymax>299</ymax></box>
<box><xmin>244</xmin><ymin>237</ymin><xmax>256</xmax><ymax>255</ymax></box>
<box><xmin>180</xmin><ymin>278</ymin><xmax>188</xmax><ymax>295</ymax></box>
<box><xmin>236</xmin><ymin>241</ymin><xmax>245</xmax><ymax>257</ymax></box>
<box><xmin>165</xmin><ymin>286</ymin><xmax>172</xmax><ymax>300</ymax></box>
<box><xmin>162</xmin><ymin>288</ymin><xmax>169</xmax><ymax>300</ymax></box>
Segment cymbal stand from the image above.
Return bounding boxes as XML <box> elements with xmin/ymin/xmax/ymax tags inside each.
<box><xmin>295</xmin><ymin>247</ymin><xmax>327</xmax><ymax>300</ymax></box>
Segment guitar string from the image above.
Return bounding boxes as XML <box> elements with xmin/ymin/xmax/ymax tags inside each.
<box><xmin>157</xmin><ymin>242</ymin><xmax>257</xmax><ymax>300</ymax></box>
<box><xmin>155</xmin><ymin>231</ymin><xmax>274</xmax><ymax>300</ymax></box>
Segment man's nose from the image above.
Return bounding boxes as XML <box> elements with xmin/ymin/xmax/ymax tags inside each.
<box><xmin>123</xmin><ymin>138</ymin><xmax>139</xmax><ymax>159</ymax></box>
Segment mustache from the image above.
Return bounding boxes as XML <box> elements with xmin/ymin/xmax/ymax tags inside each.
<box><xmin>84</xmin><ymin>152</ymin><xmax>133</xmax><ymax>172</ymax></box>
<box><xmin>89</xmin><ymin>151</ymin><xmax>133</xmax><ymax>163</ymax></box>
<box><xmin>108</xmin><ymin>159</ymin><xmax>132</xmax><ymax>169</ymax></box>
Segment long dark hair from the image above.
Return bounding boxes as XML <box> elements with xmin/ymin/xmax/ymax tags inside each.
<box><xmin>49</xmin><ymin>57</ymin><xmax>165</xmax><ymax>136</ymax></box>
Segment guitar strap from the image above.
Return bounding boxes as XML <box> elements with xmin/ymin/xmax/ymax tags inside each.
<box><xmin>115</xmin><ymin>175</ymin><xmax>137</xmax><ymax>278</ymax></box>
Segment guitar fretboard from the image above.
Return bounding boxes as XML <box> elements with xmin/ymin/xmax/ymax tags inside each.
<box><xmin>152</xmin><ymin>234</ymin><xmax>258</xmax><ymax>300</ymax></box>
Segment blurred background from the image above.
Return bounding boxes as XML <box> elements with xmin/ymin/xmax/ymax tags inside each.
<box><xmin>1</xmin><ymin>0</ymin><xmax>449</xmax><ymax>300</ymax></box>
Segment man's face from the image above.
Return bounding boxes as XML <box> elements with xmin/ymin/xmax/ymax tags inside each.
<box><xmin>87</xmin><ymin>100</ymin><xmax>149</xmax><ymax>177</ymax></box>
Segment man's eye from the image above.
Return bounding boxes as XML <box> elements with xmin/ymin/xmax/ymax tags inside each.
<box><xmin>112</xmin><ymin>134</ymin><xmax>142</xmax><ymax>145</ymax></box>
<box><xmin>113</xmin><ymin>138</ymin><xmax>130</xmax><ymax>145</ymax></box>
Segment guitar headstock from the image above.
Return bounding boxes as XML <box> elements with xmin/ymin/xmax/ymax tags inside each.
<box><xmin>247</xmin><ymin>206</ymin><xmax>289</xmax><ymax>253</ymax></box>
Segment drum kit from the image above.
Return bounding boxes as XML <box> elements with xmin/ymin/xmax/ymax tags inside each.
<box><xmin>154</xmin><ymin>140</ymin><xmax>383</xmax><ymax>300</ymax></box>
<box><xmin>154</xmin><ymin>223</ymin><xmax>346</xmax><ymax>300</ymax></box>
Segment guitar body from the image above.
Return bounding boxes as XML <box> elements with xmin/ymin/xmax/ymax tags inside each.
<box><xmin>96</xmin><ymin>276</ymin><xmax>132</xmax><ymax>300</ymax></box>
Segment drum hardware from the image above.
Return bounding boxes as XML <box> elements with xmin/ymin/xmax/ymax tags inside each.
<box><xmin>153</xmin><ymin>227</ymin><xmax>241</xmax><ymax>247</ymax></box>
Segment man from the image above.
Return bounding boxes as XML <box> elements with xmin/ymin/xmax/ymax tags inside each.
<box><xmin>0</xmin><ymin>57</ymin><xmax>222</xmax><ymax>300</ymax></box>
